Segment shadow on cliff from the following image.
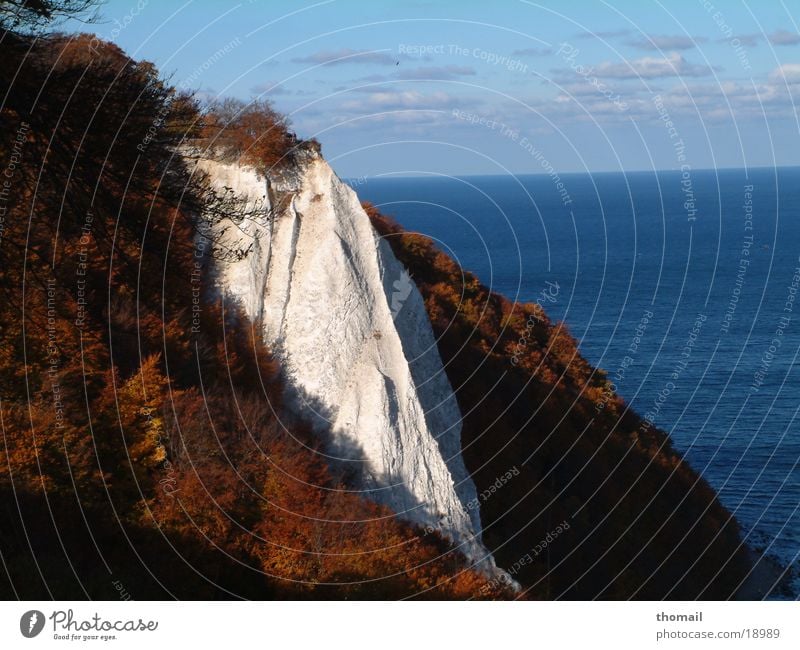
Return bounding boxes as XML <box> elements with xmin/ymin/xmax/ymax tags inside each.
<box><xmin>275</xmin><ymin>375</ymin><xmax>498</xmax><ymax>573</ymax></box>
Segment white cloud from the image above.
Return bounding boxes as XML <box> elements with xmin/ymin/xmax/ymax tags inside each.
<box><xmin>587</xmin><ymin>53</ymin><xmax>714</xmax><ymax>79</ymax></box>
<box><xmin>769</xmin><ymin>63</ymin><xmax>800</xmax><ymax>82</ymax></box>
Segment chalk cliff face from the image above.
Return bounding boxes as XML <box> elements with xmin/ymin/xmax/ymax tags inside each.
<box><xmin>198</xmin><ymin>146</ymin><xmax>496</xmax><ymax>570</ymax></box>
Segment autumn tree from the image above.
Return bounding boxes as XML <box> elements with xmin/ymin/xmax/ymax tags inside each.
<box><xmin>199</xmin><ymin>97</ymin><xmax>296</xmax><ymax>175</ymax></box>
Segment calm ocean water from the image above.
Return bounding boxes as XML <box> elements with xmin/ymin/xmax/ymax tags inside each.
<box><xmin>356</xmin><ymin>167</ymin><xmax>800</xmax><ymax>596</ymax></box>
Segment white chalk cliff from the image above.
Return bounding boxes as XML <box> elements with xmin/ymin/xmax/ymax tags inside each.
<box><xmin>197</xmin><ymin>144</ymin><xmax>497</xmax><ymax>571</ymax></box>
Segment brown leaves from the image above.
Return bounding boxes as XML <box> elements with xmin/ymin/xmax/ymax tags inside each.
<box><xmin>198</xmin><ymin>98</ymin><xmax>295</xmax><ymax>175</ymax></box>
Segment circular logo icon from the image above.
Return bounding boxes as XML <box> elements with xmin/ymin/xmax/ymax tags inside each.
<box><xmin>20</xmin><ymin>610</ymin><xmax>45</xmax><ymax>638</ymax></box>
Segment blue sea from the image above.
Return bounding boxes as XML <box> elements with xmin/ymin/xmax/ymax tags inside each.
<box><xmin>355</xmin><ymin>167</ymin><xmax>800</xmax><ymax>597</ymax></box>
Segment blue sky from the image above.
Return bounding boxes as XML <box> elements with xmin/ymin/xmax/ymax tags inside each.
<box><xmin>65</xmin><ymin>0</ymin><xmax>800</xmax><ymax>177</ymax></box>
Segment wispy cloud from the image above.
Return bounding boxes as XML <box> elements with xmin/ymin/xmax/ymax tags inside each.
<box><xmin>292</xmin><ymin>48</ymin><xmax>399</xmax><ymax>66</ymax></box>
<box><xmin>512</xmin><ymin>47</ymin><xmax>552</xmax><ymax>56</ymax></box>
<box><xmin>626</xmin><ymin>34</ymin><xmax>707</xmax><ymax>51</ymax></box>
<box><xmin>294</xmin><ymin>89</ymin><xmax>465</xmax><ymax>133</ymax></box>
<box><xmin>339</xmin><ymin>90</ymin><xmax>460</xmax><ymax>112</ymax></box>
<box><xmin>336</xmin><ymin>66</ymin><xmax>477</xmax><ymax>88</ymax></box>
<box><xmin>721</xmin><ymin>33</ymin><xmax>761</xmax><ymax>47</ymax></box>
<box><xmin>576</xmin><ymin>28</ymin><xmax>631</xmax><ymax>40</ymax></box>
<box><xmin>250</xmin><ymin>80</ymin><xmax>293</xmax><ymax>95</ymax></box>
<box><xmin>559</xmin><ymin>53</ymin><xmax>716</xmax><ymax>80</ymax></box>
<box><xmin>546</xmin><ymin>72</ymin><xmax>800</xmax><ymax>126</ymax></box>
<box><xmin>352</xmin><ymin>74</ymin><xmax>391</xmax><ymax>84</ymax></box>
<box><xmin>716</xmin><ymin>30</ymin><xmax>800</xmax><ymax>47</ymax></box>
<box><xmin>768</xmin><ymin>29</ymin><xmax>800</xmax><ymax>46</ymax></box>
<box><xmin>396</xmin><ymin>65</ymin><xmax>476</xmax><ymax>80</ymax></box>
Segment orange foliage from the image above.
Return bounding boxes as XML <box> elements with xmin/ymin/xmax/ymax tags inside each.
<box><xmin>365</xmin><ymin>202</ymin><xmax>751</xmax><ymax>600</ymax></box>
<box><xmin>0</xmin><ymin>32</ymin><xmax>502</xmax><ymax>600</ymax></box>
<box><xmin>198</xmin><ymin>97</ymin><xmax>297</xmax><ymax>175</ymax></box>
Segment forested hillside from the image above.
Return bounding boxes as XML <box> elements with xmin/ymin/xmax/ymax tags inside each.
<box><xmin>0</xmin><ymin>27</ymin><xmax>500</xmax><ymax>599</ymax></box>
<box><xmin>367</xmin><ymin>205</ymin><xmax>752</xmax><ymax>599</ymax></box>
